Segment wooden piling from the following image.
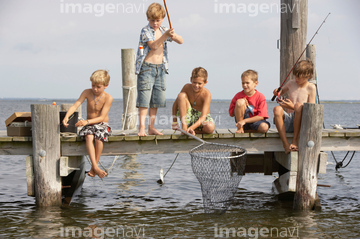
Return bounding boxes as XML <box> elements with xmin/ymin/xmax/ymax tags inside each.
<box><xmin>31</xmin><ymin>104</ymin><xmax>62</xmax><ymax>207</ymax></box>
<box><xmin>306</xmin><ymin>44</ymin><xmax>317</xmax><ymax>84</ymax></box>
<box><xmin>121</xmin><ymin>48</ymin><xmax>137</xmax><ymax>130</ymax></box>
<box><xmin>280</xmin><ymin>0</ymin><xmax>308</xmax><ymax>85</ymax></box>
<box><xmin>293</xmin><ymin>103</ymin><xmax>324</xmax><ymax>210</ymax></box>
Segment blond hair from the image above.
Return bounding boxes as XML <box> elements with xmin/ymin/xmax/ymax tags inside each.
<box><xmin>293</xmin><ymin>60</ymin><xmax>313</xmax><ymax>79</ymax></box>
<box><xmin>191</xmin><ymin>67</ymin><xmax>208</xmax><ymax>82</ymax></box>
<box><xmin>146</xmin><ymin>3</ymin><xmax>165</xmax><ymax>20</ymax></box>
<box><xmin>90</xmin><ymin>70</ymin><xmax>110</xmax><ymax>86</ymax></box>
<box><xmin>241</xmin><ymin>69</ymin><xmax>258</xmax><ymax>82</ymax></box>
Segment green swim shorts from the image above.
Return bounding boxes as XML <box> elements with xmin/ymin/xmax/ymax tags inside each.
<box><xmin>177</xmin><ymin>105</ymin><xmax>214</xmax><ymax>131</ymax></box>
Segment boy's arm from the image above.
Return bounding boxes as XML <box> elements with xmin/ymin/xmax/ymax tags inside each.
<box><xmin>146</xmin><ymin>29</ymin><xmax>172</xmax><ymax>50</ymax></box>
<box><xmin>307</xmin><ymin>84</ymin><xmax>317</xmax><ymax>104</ymax></box>
<box><xmin>171</xmin><ymin>31</ymin><xmax>183</xmax><ymax>44</ymax></box>
<box><xmin>62</xmin><ymin>90</ymin><xmax>87</xmax><ymax>127</ymax></box>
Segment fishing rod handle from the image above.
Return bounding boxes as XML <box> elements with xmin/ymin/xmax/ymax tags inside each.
<box><xmin>176</xmin><ymin>127</ymin><xmax>206</xmax><ymax>144</ymax></box>
<box><xmin>271</xmin><ymin>87</ymin><xmax>281</xmax><ymax>101</ymax></box>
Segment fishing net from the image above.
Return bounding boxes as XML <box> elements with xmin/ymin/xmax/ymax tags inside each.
<box><xmin>190</xmin><ymin>142</ymin><xmax>246</xmax><ymax>214</ymax></box>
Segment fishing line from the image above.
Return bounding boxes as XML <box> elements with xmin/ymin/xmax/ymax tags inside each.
<box><xmin>272</xmin><ymin>12</ymin><xmax>331</xmax><ymax>101</ymax></box>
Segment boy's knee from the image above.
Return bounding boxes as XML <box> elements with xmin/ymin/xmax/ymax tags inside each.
<box><xmin>202</xmin><ymin>122</ymin><xmax>215</xmax><ymax>134</ymax></box>
<box><xmin>235</xmin><ymin>98</ymin><xmax>246</xmax><ymax>107</ymax></box>
<box><xmin>258</xmin><ymin>123</ymin><xmax>269</xmax><ymax>133</ymax></box>
<box><xmin>273</xmin><ymin>106</ymin><xmax>283</xmax><ymax>116</ymax></box>
<box><xmin>177</xmin><ymin>92</ymin><xmax>188</xmax><ymax>101</ymax></box>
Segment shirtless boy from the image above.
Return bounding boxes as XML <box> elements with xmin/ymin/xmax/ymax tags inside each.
<box><xmin>172</xmin><ymin>67</ymin><xmax>215</xmax><ymax>135</ymax></box>
<box><xmin>135</xmin><ymin>2</ymin><xmax>183</xmax><ymax>136</ymax></box>
<box><xmin>273</xmin><ymin>60</ymin><xmax>316</xmax><ymax>154</ymax></box>
<box><xmin>62</xmin><ymin>70</ymin><xmax>113</xmax><ymax>178</ymax></box>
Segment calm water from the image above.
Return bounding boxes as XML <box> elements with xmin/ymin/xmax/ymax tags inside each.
<box><xmin>0</xmin><ymin>99</ymin><xmax>359</xmax><ymax>238</ymax></box>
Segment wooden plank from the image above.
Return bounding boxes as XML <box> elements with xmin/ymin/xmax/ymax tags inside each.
<box><xmin>26</xmin><ymin>156</ymin><xmax>34</xmax><ymax>196</ymax></box>
<box><xmin>216</xmin><ymin>129</ymin><xmax>234</xmax><ymax>138</ymax></box>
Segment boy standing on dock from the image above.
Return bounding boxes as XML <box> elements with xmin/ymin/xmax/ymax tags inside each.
<box><xmin>62</xmin><ymin>70</ymin><xmax>113</xmax><ymax>179</ymax></box>
<box><xmin>273</xmin><ymin>60</ymin><xmax>316</xmax><ymax>154</ymax></box>
<box><xmin>135</xmin><ymin>2</ymin><xmax>183</xmax><ymax>136</ymax></box>
<box><xmin>229</xmin><ymin>70</ymin><xmax>270</xmax><ymax>134</ymax></box>
<box><xmin>172</xmin><ymin>67</ymin><xmax>215</xmax><ymax>135</ymax></box>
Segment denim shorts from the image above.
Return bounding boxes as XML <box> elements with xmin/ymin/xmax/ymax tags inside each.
<box><xmin>136</xmin><ymin>62</ymin><xmax>166</xmax><ymax>108</ymax></box>
<box><xmin>234</xmin><ymin>108</ymin><xmax>271</xmax><ymax>131</ymax></box>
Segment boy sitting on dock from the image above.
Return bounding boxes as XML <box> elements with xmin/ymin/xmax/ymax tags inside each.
<box><xmin>229</xmin><ymin>69</ymin><xmax>270</xmax><ymax>134</ymax></box>
<box><xmin>62</xmin><ymin>70</ymin><xmax>113</xmax><ymax>179</ymax></box>
<box><xmin>135</xmin><ymin>2</ymin><xmax>183</xmax><ymax>136</ymax></box>
<box><xmin>273</xmin><ymin>60</ymin><xmax>316</xmax><ymax>154</ymax></box>
<box><xmin>172</xmin><ymin>67</ymin><xmax>215</xmax><ymax>135</ymax></box>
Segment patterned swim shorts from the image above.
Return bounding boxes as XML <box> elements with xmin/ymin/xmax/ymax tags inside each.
<box><xmin>177</xmin><ymin>105</ymin><xmax>214</xmax><ymax>131</ymax></box>
<box><xmin>78</xmin><ymin>122</ymin><xmax>112</xmax><ymax>142</ymax></box>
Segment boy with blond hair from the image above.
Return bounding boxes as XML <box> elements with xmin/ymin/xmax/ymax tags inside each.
<box><xmin>62</xmin><ymin>70</ymin><xmax>113</xmax><ymax>179</ymax></box>
<box><xmin>172</xmin><ymin>67</ymin><xmax>215</xmax><ymax>135</ymax></box>
<box><xmin>229</xmin><ymin>70</ymin><xmax>270</xmax><ymax>134</ymax></box>
<box><xmin>135</xmin><ymin>2</ymin><xmax>183</xmax><ymax>136</ymax></box>
<box><xmin>273</xmin><ymin>60</ymin><xmax>316</xmax><ymax>154</ymax></box>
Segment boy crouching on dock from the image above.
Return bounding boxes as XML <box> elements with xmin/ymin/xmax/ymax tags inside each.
<box><xmin>273</xmin><ymin>60</ymin><xmax>316</xmax><ymax>154</ymax></box>
<box><xmin>62</xmin><ymin>70</ymin><xmax>113</xmax><ymax>179</ymax></box>
<box><xmin>229</xmin><ymin>70</ymin><xmax>270</xmax><ymax>134</ymax></box>
<box><xmin>172</xmin><ymin>67</ymin><xmax>215</xmax><ymax>135</ymax></box>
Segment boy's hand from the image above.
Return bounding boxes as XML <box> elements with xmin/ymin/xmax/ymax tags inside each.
<box><xmin>278</xmin><ymin>98</ymin><xmax>294</xmax><ymax>110</ymax></box>
<box><xmin>172</xmin><ymin>122</ymin><xmax>179</xmax><ymax>130</ymax></box>
<box><xmin>62</xmin><ymin>118</ymin><xmax>69</xmax><ymax>128</ymax></box>
<box><xmin>187</xmin><ymin>128</ymin><xmax>196</xmax><ymax>136</ymax></box>
<box><xmin>165</xmin><ymin>28</ymin><xmax>175</xmax><ymax>38</ymax></box>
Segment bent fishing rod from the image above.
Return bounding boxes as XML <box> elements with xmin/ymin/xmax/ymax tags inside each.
<box><xmin>271</xmin><ymin>12</ymin><xmax>331</xmax><ymax>101</ymax></box>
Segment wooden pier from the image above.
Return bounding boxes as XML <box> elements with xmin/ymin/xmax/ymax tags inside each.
<box><xmin>1</xmin><ymin>104</ymin><xmax>359</xmax><ymax>209</ymax></box>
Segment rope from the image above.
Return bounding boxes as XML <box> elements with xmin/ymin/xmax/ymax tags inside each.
<box><xmin>315</xmin><ymin>76</ymin><xmax>356</xmax><ymax>171</ymax></box>
<box><xmin>85</xmin><ymin>155</ymin><xmax>121</xmax><ymax>176</ymax></box>
<box><xmin>122</xmin><ymin>85</ymin><xmax>137</xmax><ymax>131</ymax></box>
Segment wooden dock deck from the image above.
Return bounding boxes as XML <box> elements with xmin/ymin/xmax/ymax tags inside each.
<box><xmin>1</xmin><ymin>128</ymin><xmax>359</xmax><ymax>156</ymax></box>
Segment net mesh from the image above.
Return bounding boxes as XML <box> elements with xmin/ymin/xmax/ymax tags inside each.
<box><xmin>190</xmin><ymin>142</ymin><xmax>246</xmax><ymax>214</ymax></box>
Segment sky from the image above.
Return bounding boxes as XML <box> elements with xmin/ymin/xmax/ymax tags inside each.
<box><xmin>0</xmin><ymin>0</ymin><xmax>359</xmax><ymax>101</ymax></box>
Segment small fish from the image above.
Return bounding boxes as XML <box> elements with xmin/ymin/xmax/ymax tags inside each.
<box><xmin>247</xmin><ymin>105</ymin><xmax>254</xmax><ymax>114</ymax></box>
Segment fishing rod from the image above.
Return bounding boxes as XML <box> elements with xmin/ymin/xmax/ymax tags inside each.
<box><xmin>163</xmin><ymin>0</ymin><xmax>172</xmax><ymax>29</ymax></box>
<box><xmin>271</xmin><ymin>12</ymin><xmax>331</xmax><ymax>101</ymax></box>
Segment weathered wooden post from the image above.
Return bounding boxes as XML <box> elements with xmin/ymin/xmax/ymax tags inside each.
<box><xmin>31</xmin><ymin>104</ymin><xmax>62</xmax><ymax>207</ymax></box>
<box><xmin>293</xmin><ymin>103</ymin><xmax>324</xmax><ymax>210</ymax></box>
<box><xmin>121</xmin><ymin>48</ymin><xmax>137</xmax><ymax>131</ymax></box>
<box><xmin>280</xmin><ymin>0</ymin><xmax>308</xmax><ymax>85</ymax></box>
<box><xmin>306</xmin><ymin>44</ymin><xmax>317</xmax><ymax>83</ymax></box>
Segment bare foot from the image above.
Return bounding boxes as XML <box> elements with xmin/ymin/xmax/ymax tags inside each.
<box><xmin>236</xmin><ymin>127</ymin><xmax>244</xmax><ymax>134</ymax></box>
<box><xmin>138</xmin><ymin>128</ymin><xmax>147</xmax><ymax>136</ymax></box>
<box><xmin>148</xmin><ymin>128</ymin><xmax>163</xmax><ymax>135</ymax></box>
<box><xmin>93</xmin><ymin>167</ymin><xmax>107</xmax><ymax>179</ymax></box>
<box><xmin>289</xmin><ymin>143</ymin><xmax>298</xmax><ymax>151</ymax></box>
<box><xmin>87</xmin><ymin>169</ymin><xmax>95</xmax><ymax>177</ymax></box>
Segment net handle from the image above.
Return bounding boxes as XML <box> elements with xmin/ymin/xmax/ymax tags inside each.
<box><xmin>176</xmin><ymin>127</ymin><xmax>206</xmax><ymax>144</ymax></box>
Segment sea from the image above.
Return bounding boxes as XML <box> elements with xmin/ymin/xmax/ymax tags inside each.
<box><xmin>0</xmin><ymin>99</ymin><xmax>359</xmax><ymax>238</ymax></box>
